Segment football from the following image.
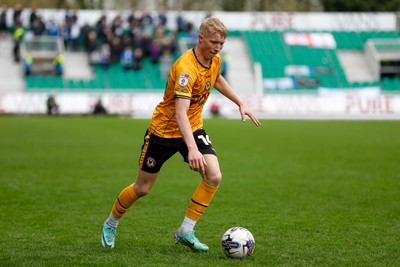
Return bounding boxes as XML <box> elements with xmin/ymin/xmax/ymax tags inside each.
<box><xmin>221</xmin><ymin>227</ymin><xmax>255</xmax><ymax>258</ymax></box>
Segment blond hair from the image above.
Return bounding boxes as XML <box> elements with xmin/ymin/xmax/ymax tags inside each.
<box><xmin>199</xmin><ymin>16</ymin><xmax>227</xmax><ymax>39</ymax></box>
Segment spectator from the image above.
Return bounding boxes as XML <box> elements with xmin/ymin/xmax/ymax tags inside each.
<box><xmin>93</xmin><ymin>98</ymin><xmax>107</xmax><ymax>115</ymax></box>
<box><xmin>65</xmin><ymin>8</ymin><xmax>78</xmax><ymax>34</ymax></box>
<box><xmin>122</xmin><ymin>35</ymin><xmax>133</xmax><ymax>48</ymax></box>
<box><xmin>24</xmin><ymin>49</ymin><xmax>33</xmax><ymax>75</ymax></box>
<box><xmin>121</xmin><ymin>46</ymin><xmax>134</xmax><ymax>70</ymax></box>
<box><xmin>127</xmin><ymin>7</ymin><xmax>139</xmax><ymax>25</ymax></box>
<box><xmin>149</xmin><ymin>26</ymin><xmax>168</xmax><ymax>64</ymax></box>
<box><xmin>13</xmin><ymin>23</ymin><xmax>24</xmax><ymax>62</ymax></box>
<box><xmin>30</xmin><ymin>17</ymin><xmax>46</xmax><ymax>36</ymax></box>
<box><xmin>85</xmin><ymin>30</ymin><xmax>100</xmax><ymax>64</ymax></box>
<box><xmin>175</xmin><ymin>9</ymin><xmax>185</xmax><ymax>33</ymax></box>
<box><xmin>46</xmin><ymin>94</ymin><xmax>59</xmax><ymax>115</ymax></box>
<box><xmin>128</xmin><ymin>17</ymin><xmax>142</xmax><ymax>40</ymax></box>
<box><xmin>157</xmin><ymin>6</ymin><xmax>168</xmax><ymax>27</ymax></box>
<box><xmin>109</xmin><ymin>36</ymin><xmax>122</xmax><ymax>64</ymax></box>
<box><xmin>64</xmin><ymin>8</ymin><xmax>74</xmax><ymax>29</ymax></box>
<box><xmin>164</xmin><ymin>30</ymin><xmax>179</xmax><ymax>54</ymax></box>
<box><xmin>69</xmin><ymin>16</ymin><xmax>81</xmax><ymax>51</ymax></box>
<box><xmin>95</xmin><ymin>14</ymin><xmax>108</xmax><ymax>43</ymax></box>
<box><xmin>133</xmin><ymin>47</ymin><xmax>143</xmax><ymax>71</ymax></box>
<box><xmin>220</xmin><ymin>52</ymin><xmax>230</xmax><ymax>78</ymax></box>
<box><xmin>46</xmin><ymin>19</ymin><xmax>60</xmax><ymax>36</ymax></box>
<box><xmin>111</xmin><ymin>14</ymin><xmax>124</xmax><ymax>37</ymax></box>
<box><xmin>210</xmin><ymin>102</ymin><xmax>220</xmax><ymax>117</ymax></box>
<box><xmin>29</xmin><ymin>7</ymin><xmax>38</xmax><ymax>27</ymax></box>
<box><xmin>103</xmin><ymin>28</ymin><xmax>114</xmax><ymax>46</ymax></box>
<box><xmin>12</xmin><ymin>3</ymin><xmax>23</xmax><ymax>26</ymax></box>
<box><xmin>186</xmin><ymin>25</ymin><xmax>198</xmax><ymax>48</ymax></box>
<box><xmin>140</xmin><ymin>10</ymin><xmax>153</xmax><ymax>28</ymax></box>
<box><xmin>99</xmin><ymin>43</ymin><xmax>111</xmax><ymax>70</ymax></box>
<box><xmin>60</xmin><ymin>22</ymin><xmax>70</xmax><ymax>50</ymax></box>
<box><xmin>140</xmin><ymin>10</ymin><xmax>155</xmax><ymax>37</ymax></box>
<box><xmin>149</xmin><ymin>38</ymin><xmax>163</xmax><ymax>64</ymax></box>
<box><xmin>54</xmin><ymin>53</ymin><xmax>64</xmax><ymax>75</ymax></box>
<box><xmin>139</xmin><ymin>31</ymin><xmax>152</xmax><ymax>58</ymax></box>
<box><xmin>86</xmin><ymin>36</ymin><xmax>99</xmax><ymax>54</ymax></box>
<box><xmin>80</xmin><ymin>22</ymin><xmax>93</xmax><ymax>46</ymax></box>
<box><xmin>160</xmin><ymin>48</ymin><xmax>173</xmax><ymax>78</ymax></box>
<box><xmin>0</xmin><ymin>5</ymin><xmax>8</xmax><ymax>37</ymax></box>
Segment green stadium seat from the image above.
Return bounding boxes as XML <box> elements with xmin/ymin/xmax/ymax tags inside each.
<box><xmin>393</xmin><ymin>78</ymin><xmax>400</xmax><ymax>90</ymax></box>
<box><xmin>66</xmin><ymin>79</ymin><xmax>76</xmax><ymax>89</ymax></box>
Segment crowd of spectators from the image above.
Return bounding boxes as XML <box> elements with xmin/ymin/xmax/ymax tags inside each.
<box><xmin>1</xmin><ymin>4</ymin><xmax>197</xmax><ymax>73</ymax></box>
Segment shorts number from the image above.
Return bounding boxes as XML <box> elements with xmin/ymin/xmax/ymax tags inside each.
<box><xmin>197</xmin><ymin>134</ymin><xmax>212</xmax><ymax>146</ymax></box>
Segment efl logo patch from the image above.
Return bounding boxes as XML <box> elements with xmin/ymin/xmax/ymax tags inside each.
<box><xmin>179</xmin><ymin>73</ymin><xmax>190</xmax><ymax>86</ymax></box>
<box><xmin>146</xmin><ymin>157</ymin><xmax>156</xmax><ymax>168</ymax></box>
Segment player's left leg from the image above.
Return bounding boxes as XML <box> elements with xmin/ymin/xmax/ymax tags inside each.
<box><xmin>175</xmin><ymin>154</ymin><xmax>222</xmax><ymax>252</ymax></box>
<box><xmin>102</xmin><ymin>130</ymin><xmax>176</xmax><ymax>248</ymax></box>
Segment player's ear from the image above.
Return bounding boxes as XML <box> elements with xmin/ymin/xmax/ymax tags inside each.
<box><xmin>198</xmin><ymin>34</ymin><xmax>204</xmax><ymax>42</ymax></box>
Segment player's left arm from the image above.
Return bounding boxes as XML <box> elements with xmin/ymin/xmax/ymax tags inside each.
<box><xmin>214</xmin><ymin>75</ymin><xmax>261</xmax><ymax>126</ymax></box>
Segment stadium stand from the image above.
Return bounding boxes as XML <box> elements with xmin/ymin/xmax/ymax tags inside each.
<box><xmin>1</xmin><ymin>5</ymin><xmax>399</xmax><ymax>94</ymax></box>
<box><xmin>244</xmin><ymin>30</ymin><xmax>400</xmax><ymax>92</ymax></box>
<box><xmin>22</xmin><ymin>29</ymin><xmax>400</xmax><ymax>93</ymax></box>
<box><xmin>20</xmin><ymin>28</ymin><xmax>400</xmax><ymax>93</ymax></box>
<box><xmin>24</xmin><ymin>57</ymin><xmax>173</xmax><ymax>91</ymax></box>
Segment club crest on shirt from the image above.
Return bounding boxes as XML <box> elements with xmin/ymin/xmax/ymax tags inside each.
<box><xmin>179</xmin><ymin>73</ymin><xmax>190</xmax><ymax>86</ymax></box>
<box><xmin>146</xmin><ymin>157</ymin><xmax>156</xmax><ymax>168</ymax></box>
<box><xmin>205</xmin><ymin>81</ymin><xmax>211</xmax><ymax>90</ymax></box>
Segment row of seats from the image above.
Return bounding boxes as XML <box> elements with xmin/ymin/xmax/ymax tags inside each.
<box><xmin>244</xmin><ymin>31</ymin><xmax>346</xmax><ymax>89</ymax></box>
<box><xmin>381</xmin><ymin>77</ymin><xmax>400</xmax><ymax>91</ymax></box>
<box><xmin>25</xmin><ymin>59</ymin><xmax>168</xmax><ymax>91</ymax></box>
<box><xmin>243</xmin><ymin>30</ymin><xmax>400</xmax><ymax>91</ymax></box>
<box><xmin>332</xmin><ymin>30</ymin><xmax>399</xmax><ymax>50</ymax></box>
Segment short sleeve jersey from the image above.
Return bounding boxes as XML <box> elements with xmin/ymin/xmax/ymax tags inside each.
<box><xmin>148</xmin><ymin>48</ymin><xmax>221</xmax><ymax>138</ymax></box>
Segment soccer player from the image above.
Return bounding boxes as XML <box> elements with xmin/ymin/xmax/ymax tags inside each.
<box><xmin>101</xmin><ymin>16</ymin><xmax>261</xmax><ymax>252</ymax></box>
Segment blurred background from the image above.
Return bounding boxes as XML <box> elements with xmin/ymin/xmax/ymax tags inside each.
<box><xmin>1</xmin><ymin>0</ymin><xmax>399</xmax><ymax>11</ymax></box>
<box><xmin>0</xmin><ymin>0</ymin><xmax>399</xmax><ymax>119</ymax></box>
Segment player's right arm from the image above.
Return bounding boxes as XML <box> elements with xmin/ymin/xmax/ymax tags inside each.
<box><xmin>175</xmin><ymin>97</ymin><xmax>207</xmax><ymax>175</ymax></box>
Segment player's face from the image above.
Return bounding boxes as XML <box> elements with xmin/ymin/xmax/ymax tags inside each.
<box><xmin>200</xmin><ymin>32</ymin><xmax>225</xmax><ymax>60</ymax></box>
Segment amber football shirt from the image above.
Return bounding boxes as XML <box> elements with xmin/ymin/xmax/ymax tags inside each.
<box><xmin>148</xmin><ymin>49</ymin><xmax>221</xmax><ymax>138</ymax></box>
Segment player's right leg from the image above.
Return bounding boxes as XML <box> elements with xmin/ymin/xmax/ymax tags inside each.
<box><xmin>101</xmin><ymin>171</ymin><xmax>159</xmax><ymax>248</ymax></box>
<box><xmin>102</xmin><ymin>130</ymin><xmax>178</xmax><ymax>248</ymax></box>
<box><xmin>101</xmin><ymin>182</ymin><xmax>139</xmax><ymax>249</ymax></box>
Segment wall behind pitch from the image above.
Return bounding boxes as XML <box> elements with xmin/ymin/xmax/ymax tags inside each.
<box><xmin>1</xmin><ymin>92</ymin><xmax>400</xmax><ymax>120</ymax></box>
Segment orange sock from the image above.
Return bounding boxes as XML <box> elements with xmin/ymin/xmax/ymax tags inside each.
<box><xmin>186</xmin><ymin>180</ymin><xmax>218</xmax><ymax>221</ymax></box>
<box><xmin>111</xmin><ymin>183</ymin><xmax>139</xmax><ymax>219</ymax></box>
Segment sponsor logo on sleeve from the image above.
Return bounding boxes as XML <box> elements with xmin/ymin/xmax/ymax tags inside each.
<box><xmin>179</xmin><ymin>73</ymin><xmax>190</xmax><ymax>86</ymax></box>
<box><xmin>175</xmin><ymin>88</ymin><xmax>189</xmax><ymax>93</ymax></box>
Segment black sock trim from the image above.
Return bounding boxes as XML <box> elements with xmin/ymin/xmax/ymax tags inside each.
<box><xmin>191</xmin><ymin>198</ymin><xmax>208</xmax><ymax>208</ymax></box>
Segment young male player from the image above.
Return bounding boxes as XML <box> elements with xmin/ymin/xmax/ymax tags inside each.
<box><xmin>101</xmin><ymin>16</ymin><xmax>261</xmax><ymax>252</ymax></box>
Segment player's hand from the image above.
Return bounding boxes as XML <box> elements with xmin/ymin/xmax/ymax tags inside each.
<box><xmin>239</xmin><ymin>104</ymin><xmax>261</xmax><ymax>126</ymax></box>
<box><xmin>188</xmin><ymin>149</ymin><xmax>207</xmax><ymax>175</ymax></box>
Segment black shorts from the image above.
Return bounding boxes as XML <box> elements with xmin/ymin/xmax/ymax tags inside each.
<box><xmin>139</xmin><ymin>129</ymin><xmax>217</xmax><ymax>173</ymax></box>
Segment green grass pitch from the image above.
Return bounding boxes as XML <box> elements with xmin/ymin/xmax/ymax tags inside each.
<box><xmin>1</xmin><ymin>116</ymin><xmax>399</xmax><ymax>266</ymax></box>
